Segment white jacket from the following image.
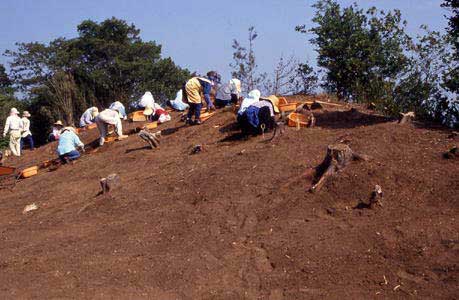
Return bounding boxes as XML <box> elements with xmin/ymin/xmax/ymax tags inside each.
<box><xmin>97</xmin><ymin>109</ymin><xmax>121</xmax><ymax>125</ymax></box>
<box><xmin>21</xmin><ymin>117</ymin><xmax>32</xmax><ymax>137</ymax></box>
<box><xmin>139</xmin><ymin>92</ymin><xmax>155</xmax><ymax>108</ymax></box>
<box><xmin>3</xmin><ymin>115</ymin><xmax>23</xmax><ymax>136</ymax></box>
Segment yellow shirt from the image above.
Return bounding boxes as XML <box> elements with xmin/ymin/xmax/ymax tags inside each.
<box><xmin>185</xmin><ymin>77</ymin><xmax>212</xmax><ymax>104</ymax></box>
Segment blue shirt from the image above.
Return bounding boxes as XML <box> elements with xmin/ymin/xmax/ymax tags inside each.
<box><xmin>198</xmin><ymin>78</ymin><xmax>212</xmax><ymax>106</ymax></box>
<box><xmin>57</xmin><ymin>131</ymin><xmax>84</xmax><ymax>155</ymax></box>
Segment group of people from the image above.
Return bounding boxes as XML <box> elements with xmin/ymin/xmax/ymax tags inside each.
<box><xmin>2</xmin><ymin>71</ymin><xmax>278</xmax><ymax>165</ymax></box>
<box><xmin>175</xmin><ymin>71</ymin><xmax>278</xmax><ymax>135</ymax></box>
<box><xmin>2</xmin><ymin>108</ymin><xmax>34</xmax><ymax>157</ymax></box>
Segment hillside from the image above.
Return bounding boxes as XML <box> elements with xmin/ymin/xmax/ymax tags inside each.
<box><xmin>0</xmin><ymin>100</ymin><xmax>458</xmax><ymax>299</ymax></box>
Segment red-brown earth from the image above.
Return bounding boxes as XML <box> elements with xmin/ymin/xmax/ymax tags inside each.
<box><xmin>0</xmin><ymin>98</ymin><xmax>458</xmax><ymax>299</ymax></box>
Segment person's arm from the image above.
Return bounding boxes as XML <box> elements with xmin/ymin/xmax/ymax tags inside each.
<box><xmin>23</xmin><ymin>119</ymin><xmax>30</xmax><ymax>132</ymax></box>
<box><xmin>3</xmin><ymin>117</ymin><xmax>10</xmax><ymax>137</ymax></box>
<box><xmin>84</xmin><ymin>111</ymin><xmax>93</xmax><ymax>124</ymax></box>
<box><xmin>73</xmin><ymin>133</ymin><xmax>85</xmax><ymax>150</ymax></box>
<box><xmin>202</xmin><ymin>82</ymin><xmax>213</xmax><ymax>108</ymax></box>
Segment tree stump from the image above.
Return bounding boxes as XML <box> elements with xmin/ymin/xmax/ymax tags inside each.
<box><xmin>310</xmin><ymin>143</ymin><xmax>370</xmax><ymax>193</ymax></box>
<box><xmin>443</xmin><ymin>146</ymin><xmax>458</xmax><ymax>159</ymax></box>
<box><xmin>100</xmin><ymin>173</ymin><xmax>120</xmax><ymax>194</ymax></box>
<box><xmin>399</xmin><ymin>112</ymin><xmax>415</xmax><ymax>125</ymax></box>
<box><xmin>369</xmin><ymin>185</ymin><xmax>383</xmax><ymax>208</ymax></box>
<box><xmin>138</xmin><ymin>130</ymin><xmax>161</xmax><ymax>149</ymax></box>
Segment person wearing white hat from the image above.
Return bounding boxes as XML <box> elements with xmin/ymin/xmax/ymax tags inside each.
<box><xmin>20</xmin><ymin>111</ymin><xmax>34</xmax><ymax>151</ymax></box>
<box><xmin>2</xmin><ymin>108</ymin><xmax>23</xmax><ymax>156</ymax></box>
<box><xmin>79</xmin><ymin>107</ymin><xmax>99</xmax><ymax>127</ymax></box>
<box><xmin>95</xmin><ymin>108</ymin><xmax>128</xmax><ymax>146</ymax></box>
<box><xmin>56</xmin><ymin>127</ymin><xmax>85</xmax><ymax>164</ymax></box>
<box><xmin>215</xmin><ymin>78</ymin><xmax>242</xmax><ymax>108</ymax></box>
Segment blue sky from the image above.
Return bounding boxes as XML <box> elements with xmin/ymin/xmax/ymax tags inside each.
<box><xmin>0</xmin><ymin>0</ymin><xmax>449</xmax><ymax>82</ymax></box>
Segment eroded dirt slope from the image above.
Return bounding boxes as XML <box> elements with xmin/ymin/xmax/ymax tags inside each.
<box><xmin>0</xmin><ymin>103</ymin><xmax>458</xmax><ymax>299</ymax></box>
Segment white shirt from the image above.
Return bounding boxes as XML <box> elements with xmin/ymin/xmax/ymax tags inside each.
<box><xmin>3</xmin><ymin>115</ymin><xmax>23</xmax><ymax>136</ymax></box>
<box><xmin>21</xmin><ymin>117</ymin><xmax>32</xmax><ymax>137</ymax></box>
<box><xmin>230</xmin><ymin>78</ymin><xmax>242</xmax><ymax>95</ymax></box>
<box><xmin>216</xmin><ymin>83</ymin><xmax>232</xmax><ymax>101</ymax></box>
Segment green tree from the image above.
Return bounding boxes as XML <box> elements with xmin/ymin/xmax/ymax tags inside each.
<box><xmin>442</xmin><ymin>0</ymin><xmax>459</xmax><ymax>94</ymax></box>
<box><xmin>297</xmin><ymin>0</ymin><xmax>410</xmax><ymax>104</ymax></box>
<box><xmin>289</xmin><ymin>63</ymin><xmax>318</xmax><ymax>95</ymax></box>
<box><xmin>5</xmin><ymin>17</ymin><xmax>189</xmax><ymax>143</ymax></box>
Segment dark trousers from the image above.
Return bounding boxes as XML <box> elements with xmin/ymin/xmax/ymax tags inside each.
<box><xmin>187</xmin><ymin>103</ymin><xmax>203</xmax><ymax>120</ymax></box>
<box><xmin>59</xmin><ymin>150</ymin><xmax>80</xmax><ymax>163</ymax></box>
<box><xmin>21</xmin><ymin>134</ymin><xmax>34</xmax><ymax>150</ymax></box>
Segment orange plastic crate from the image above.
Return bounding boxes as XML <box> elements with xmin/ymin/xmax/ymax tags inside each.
<box><xmin>278</xmin><ymin>97</ymin><xmax>288</xmax><ymax>105</ymax></box>
<box><xmin>287</xmin><ymin>113</ymin><xmax>309</xmax><ymax>127</ymax></box>
<box><xmin>21</xmin><ymin>166</ymin><xmax>38</xmax><ymax>178</ymax></box>
<box><xmin>279</xmin><ymin>102</ymin><xmax>299</xmax><ymax>112</ymax></box>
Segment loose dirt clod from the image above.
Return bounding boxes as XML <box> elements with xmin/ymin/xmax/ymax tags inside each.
<box><xmin>23</xmin><ymin>203</ymin><xmax>38</xmax><ymax>214</ymax></box>
<box><xmin>100</xmin><ymin>173</ymin><xmax>120</xmax><ymax>194</ymax></box>
<box><xmin>310</xmin><ymin>143</ymin><xmax>370</xmax><ymax>193</ymax></box>
<box><xmin>191</xmin><ymin>145</ymin><xmax>203</xmax><ymax>154</ymax></box>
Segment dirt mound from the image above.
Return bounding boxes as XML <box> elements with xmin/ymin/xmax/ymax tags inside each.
<box><xmin>0</xmin><ymin>105</ymin><xmax>458</xmax><ymax>299</ymax></box>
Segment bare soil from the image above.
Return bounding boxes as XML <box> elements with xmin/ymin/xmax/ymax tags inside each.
<box><xmin>0</xmin><ymin>98</ymin><xmax>458</xmax><ymax>299</ymax></box>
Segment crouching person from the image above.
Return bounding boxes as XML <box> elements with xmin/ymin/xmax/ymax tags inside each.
<box><xmin>237</xmin><ymin>95</ymin><xmax>280</xmax><ymax>136</ymax></box>
<box><xmin>79</xmin><ymin>107</ymin><xmax>99</xmax><ymax>127</ymax></box>
<box><xmin>95</xmin><ymin>108</ymin><xmax>128</xmax><ymax>146</ymax></box>
<box><xmin>57</xmin><ymin>127</ymin><xmax>85</xmax><ymax>164</ymax></box>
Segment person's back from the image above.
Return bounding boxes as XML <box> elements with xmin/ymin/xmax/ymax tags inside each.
<box><xmin>109</xmin><ymin>101</ymin><xmax>127</xmax><ymax>119</ymax></box>
<box><xmin>57</xmin><ymin>130</ymin><xmax>82</xmax><ymax>156</ymax></box>
<box><xmin>4</xmin><ymin>114</ymin><xmax>22</xmax><ymax>132</ymax></box>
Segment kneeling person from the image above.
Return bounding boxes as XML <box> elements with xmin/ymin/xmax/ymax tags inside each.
<box><xmin>238</xmin><ymin>95</ymin><xmax>280</xmax><ymax>136</ymax></box>
<box><xmin>57</xmin><ymin>127</ymin><xmax>85</xmax><ymax>164</ymax></box>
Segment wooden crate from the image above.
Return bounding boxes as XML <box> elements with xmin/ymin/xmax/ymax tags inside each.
<box><xmin>0</xmin><ymin>166</ymin><xmax>16</xmax><ymax>176</ymax></box>
<box><xmin>200</xmin><ymin>112</ymin><xmax>216</xmax><ymax>122</ymax></box>
<box><xmin>87</xmin><ymin>123</ymin><xmax>97</xmax><ymax>130</ymax></box>
<box><xmin>145</xmin><ymin>122</ymin><xmax>158</xmax><ymax>130</ymax></box>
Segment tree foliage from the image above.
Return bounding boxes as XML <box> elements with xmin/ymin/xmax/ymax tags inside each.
<box><xmin>264</xmin><ymin>56</ymin><xmax>318</xmax><ymax>95</ymax></box>
<box><xmin>5</xmin><ymin>17</ymin><xmax>190</xmax><ymax>143</ymax></box>
<box><xmin>297</xmin><ymin>0</ymin><xmax>410</xmax><ymax>103</ymax></box>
